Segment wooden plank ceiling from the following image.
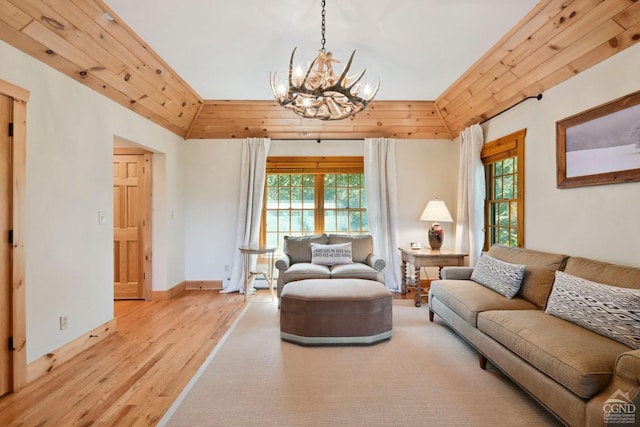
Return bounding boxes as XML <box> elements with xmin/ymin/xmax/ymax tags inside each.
<box><xmin>435</xmin><ymin>0</ymin><xmax>640</xmax><ymax>137</ymax></box>
<box><xmin>0</xmin><ymin>0</ymin><xmax>638</xmax><ymax>140</ymax></box>
<box><xmin>0</xmin><ymin>0</ymin><xmax>204</xmax><ymax>138</ymax></box>
<box><xmin>192</xmin><ymin>100</ymin><xmax>448</xmax><ymax>140</ymax></box>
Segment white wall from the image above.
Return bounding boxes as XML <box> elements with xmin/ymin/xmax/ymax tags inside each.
<box><xmin>395</xmin><ymin>139</ymin><xmax>459</xmax><ymax>250</ymax></box>
<box><xmin>183</xmin><ymin>138</ymin><xmax>459</xmax><ymax>284</ymax></box>
<box><xmin>183</xmin><ymin>140</ymin><xmax>243</xmax><ymax>282</ymax></box>
<box><xmin>0</xmin><ymin>41</ymin><xmax>186</xmax><ymax>362</ymax></box>
<box><xmin>483</xmin><ymin>42</ymin><xmax>640</xmax><ymax>267</ymax></box>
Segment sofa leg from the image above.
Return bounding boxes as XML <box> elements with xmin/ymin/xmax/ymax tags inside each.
<box><xmin>479</xmin><ymin>354</ymin><xmax>488</xmax><ymax>370</ymax></box>
<box><xmin>428</xmin><ymin>310</ymin><xmax>434</xmax><ymax>322</ymax></box>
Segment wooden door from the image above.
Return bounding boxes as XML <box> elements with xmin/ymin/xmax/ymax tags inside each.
<box><xmin>0</xmin><ymin>93</ymin><xmax>12</xmax><ymax>396</ymax></box>
<box><xmin>113</xmin><ymin>149</ymin><xmax>151</xmax><ymax>300</ymax></box>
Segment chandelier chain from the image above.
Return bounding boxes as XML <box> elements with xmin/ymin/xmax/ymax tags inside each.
<box><xmin>320</xmin><ymin>0</ymin><xmax>326</xmax><ymax>53</ymax></box>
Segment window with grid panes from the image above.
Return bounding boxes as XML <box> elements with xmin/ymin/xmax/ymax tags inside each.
<box><xmin>323</xmin><ymin>173</ymin><xmax>367</xmax><ymax>235</ymax></box>
<box><xmin>261</xmin><ymin>157</ymin><xmax>368</xmax><ymax>253</ymax></box>
<box><xmin>481</xmin><ymin>129</ymin><xmax>526</xmax><ymax>249</ymax></box>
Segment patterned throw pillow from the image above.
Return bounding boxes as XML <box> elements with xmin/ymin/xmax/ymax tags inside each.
<box><xmin>310</xmin><ymin>242</ymin><xmax>353</xmax><ymax>266</ymax></box>
<box><xmin>545</xmin><ymin>271</ymin><xmax>640</xmax><ymax>349</ymax></box>
<box><xmin>471</xmin><ymin>254</ymin><xmax>525</xmax><ymax>298</ymax></box>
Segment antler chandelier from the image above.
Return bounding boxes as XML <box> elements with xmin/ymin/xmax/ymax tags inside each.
<box><xmin>270</xmin><ymin>0</ymin><xmax>380</xmax><ymax>121</ymax></box>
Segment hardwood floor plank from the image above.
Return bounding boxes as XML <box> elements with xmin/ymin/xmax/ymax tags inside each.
<box><xmin>0</xmin><ymin>290</ymin><xmax>247</xmax><ymax>426</ymax></box>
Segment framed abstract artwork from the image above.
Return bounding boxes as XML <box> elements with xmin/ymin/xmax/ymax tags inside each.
<box><xmin>556</xmin><ymin>90</ymin><xmax>640</xmax><ymax>188</ymax></box>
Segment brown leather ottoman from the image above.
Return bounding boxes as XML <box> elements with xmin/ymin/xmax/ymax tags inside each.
<box><xmin>279</xmin><ymin>279</ymin><xmax>393</xmax><ymax>345</ymax></box>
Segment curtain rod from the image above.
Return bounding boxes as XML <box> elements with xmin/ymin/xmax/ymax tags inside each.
<box><xmin>480</xmin><ymin>93</ymin><xmax>543</xmax><ymax>125</ymax></box>
<box><xmin>271</xmin><ymin>139</ymin><xmax>365</xmax><ymax>143</ymax></box>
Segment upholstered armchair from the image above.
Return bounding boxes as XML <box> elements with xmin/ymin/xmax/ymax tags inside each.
<box><xmin>275</xmin><ymin>234</ymin><xmax>386</xmax><ymax>300</ymax></box>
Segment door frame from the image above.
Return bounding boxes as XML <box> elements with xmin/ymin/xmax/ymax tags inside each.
<box><xmin>0</xmin><ymin>80</ymin><xmax>28</xmax><ymax>391</ymax></box>
<box><xmin>113</xmin><ymin>147</ymin><xmax>152</xmax><ymax>300</ymax></box>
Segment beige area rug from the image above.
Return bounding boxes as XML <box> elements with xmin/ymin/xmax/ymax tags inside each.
<box><xmin>159</xmin><ymin>300</ymin><xmax>561</xmax><ymax>427</ymax></box>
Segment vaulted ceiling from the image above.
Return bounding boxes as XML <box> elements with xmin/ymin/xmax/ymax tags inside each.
<box><xmin>0</xmin><ymin>0</ymin><xmax>638</xmax><ymax>140</ymax></box>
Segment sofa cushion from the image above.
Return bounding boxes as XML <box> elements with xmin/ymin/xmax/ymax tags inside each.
<box><xmin>284</xmin><ymin>234</ymin><xmax>328</xmax><ymax>264</ymax></box>
<box><xmin>471</xmin><ymin>254</ymin><xmax>525</xmax><ymax>298</ymax></box>
<box><xmin>478</xmin><ymin>310</ymin><xmax>631</xmax><ymax>399</ymax></box>
<box><xmin>330</xmin><ymin>263</ymin><xmax>379</xmax><ymax>281</ymax></box>
<box><xmin>282</xmin><ymin>263</ymin><xmax>330</xmax><ymax>282</ymax></box>
<box><xmin>546</xmin><ymin>271</ymin><xmax>640</xmax><ymax>349</ymax></box>
<box><xmin>328</xmin><ymin>234</ymin><xmax>373</xmax><ymax>263</ymax></box>
<box><xmin>488</xmin><ymin>245</ymin><xmax>568</xmax><ymax>309</ymax></box>
<box><xmin>563</xmin><ymin>257</ymin><xmax>640</xmax><ymax>290</ymax></box>
<box><xmin>310</xmin><ymin>242</ymin><xmax>353</xmax><ymax>266</ymax></box>
<box><xmin>429</xmin><ymin>280</ymin><xmax>537</xmax><ymax>327</ymax></box>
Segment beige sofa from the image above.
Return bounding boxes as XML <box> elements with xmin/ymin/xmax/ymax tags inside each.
<box><xmin>275</xmin><ymin>234</ymin><xmax>386</xmax><ymax>300</ymax></box>
<box><xmin>428</xmin><ymin>245</ymin><xmax>640</xmax><ymax>427</ymax></box>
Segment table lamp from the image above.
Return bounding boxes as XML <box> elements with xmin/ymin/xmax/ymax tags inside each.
<box><xmin>420</xmin><ymin>199</ymin><xmax>453</xmax><ymax>250</ymax></box>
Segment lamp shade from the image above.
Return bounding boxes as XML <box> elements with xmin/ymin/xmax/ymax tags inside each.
<box><xmin>419</xmin><ymin>200</ymin><xmax>453</xmax><ymax>223</ymax></box>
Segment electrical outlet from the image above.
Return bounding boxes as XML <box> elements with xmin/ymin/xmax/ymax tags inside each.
<box><xmin>59</xmin><ymin>315</ymin><xmax>68</xmax><ymax>330</ymax></box>
<box><xmin>224</xmin><ymin>264</ymin><xmax>230</xmax><ymax>272</ymax></box>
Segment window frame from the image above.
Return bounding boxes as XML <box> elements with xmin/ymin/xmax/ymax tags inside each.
<box><xmin>481</xmin><ymin>129</ymin><xmax>526</xmax><ymax>250</ymax></box>
<box><xmin>260</xmin><ymin>156</ymin><xmax>366</xmax><ymax>248</ymax></box>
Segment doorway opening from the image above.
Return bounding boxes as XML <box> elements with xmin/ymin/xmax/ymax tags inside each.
<box><xmin>113</xmin><ymin>148</ymin><xmax>152</xmax><ymax>300</ymax></box>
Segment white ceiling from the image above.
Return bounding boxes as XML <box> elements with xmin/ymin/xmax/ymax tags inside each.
<box><xmin>104</xmin><ymin>0</ymin><xmax>539</xmax><ymax>101</ymax></box>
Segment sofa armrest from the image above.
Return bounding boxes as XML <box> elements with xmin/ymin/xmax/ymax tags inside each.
<box><xmin>366</xmin><ymin>254</ymin><xmax>386</xmax><ymax>271</ymax></box>
<box><xmin>441</xmin><ymin>266</ymin><xmax>474</xmax><ymax>280</ymax></box>
<box><xmin>615</xmin><ymin>349</ymin><xmax>640</xmax><ymax>385</ymax></box>
<box><xmin>586</xmin><ymin>349</ymin><xmax>640</xmax><ymax>424</ymax></box>
<box><xmin>275</xmin><ymin>254</ymin><xmax>291</xmax><ymax>271</ymax></box>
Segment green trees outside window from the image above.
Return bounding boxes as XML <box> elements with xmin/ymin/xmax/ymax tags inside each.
<box><xmin>264</xmin><ymin>171</ymin><xmax>368</xmax><ymax>253</ymax></box>
<box><xmin>323</xmin><ymin>173</ymin><xmax>368</xmax><ymax>235</ymax></box>
<box><xmin>481</xmin><ymin>130</ymin><xmax>525</xmax><ymax>249</ymax></box>
<box><xmin>486</xmin><ymin>158</ymin><xmax>519</xmax><ymax>247</ymax></box>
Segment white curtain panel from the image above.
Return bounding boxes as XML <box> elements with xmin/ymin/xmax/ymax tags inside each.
<box><xmin>364</xmin><ymin>137</ymin><xmax>402</xmax><ymax>291</ymax></box>
<box><xmin>223</xmin><ymin>137</ymin><xmax>271</xmax><ymax>294</ymax></box>
<box><xmin>454</xmin><ymin>124</ymin><xmax>485</xmax><ymax>266</ymax></box>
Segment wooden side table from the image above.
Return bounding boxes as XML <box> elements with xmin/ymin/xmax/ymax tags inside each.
<box><xmin>398</xmin><ymin>247</ymin><xmax>467</xmax><ymax>307</ymax></box>
<box><xmin>238</xmin><ymin>246</ymin><xmax>277</xmax><ymax>301</ymax></box>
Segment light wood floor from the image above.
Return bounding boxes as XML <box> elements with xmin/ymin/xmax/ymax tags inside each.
<box><xmin>0</xmin><ymin>289</ymin><xmax>258</xmax><ymax>426</ymax></box>
<box><xmin>0</xmin><ymin>288</ymin><xmax>414</xmax><ymax>426</ymax></box>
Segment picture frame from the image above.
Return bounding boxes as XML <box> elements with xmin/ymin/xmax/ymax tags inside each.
<box><xmin>556</xmin><ymin>90</ymin><xmax>640</xmax><ymax>188</ymax></box>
